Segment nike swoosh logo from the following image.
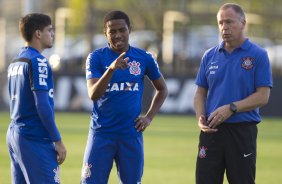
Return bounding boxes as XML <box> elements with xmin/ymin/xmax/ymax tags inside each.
<box><xmin>243</xmin><ymin>153</ymin><xmax>252</xmax><ymax>157</ymax></box>
<box><xmin>211</xmin><ymin>61</ymin><xmax>218</xmax><ymax>64</ymax></box>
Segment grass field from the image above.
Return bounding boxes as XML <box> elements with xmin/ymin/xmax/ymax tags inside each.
<box><xmin>0</xmin><ymin>112</ymin><xmax>282</xmax><ymax>184</ymax></box>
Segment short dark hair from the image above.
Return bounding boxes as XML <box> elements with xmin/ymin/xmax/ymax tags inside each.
<box><xmin>103</xmin><ymin>10</ymin><xmax>131</xmax><ymax>30</ymax></box>
<box><xmin>19</xmin><ymin>13</ymin><xmax>52</xmax><ymax>42</ymax></box>
<box><xmin>219</xmin><ymin>3</ymin><xmax>245</xmax><ymax>21</ymax></box>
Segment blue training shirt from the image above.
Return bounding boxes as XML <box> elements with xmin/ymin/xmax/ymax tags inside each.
<box><xmin>7</xmin><ymin>46</ymin><xmax>60</xmax><ymax>141</ymax></box>
<box><xmin>195</xmin><ymin>39</ymin><xmax>273</xmax><ymax>123</ymax></box>
<box><xmin>86</xmin><ymin>45</ymin><xmax>161</xmax><ymax>138</ymax></box>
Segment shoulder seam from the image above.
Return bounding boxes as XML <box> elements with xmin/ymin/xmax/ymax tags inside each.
<box><xmin>12</xmin><ymin>57</ymin><xmax>31</xmax><ymax>63</ymax></box>
<box><xmin>13</xmin><ymin>57</ymin><xmax>34</xmax><ymax>89</ymax></box>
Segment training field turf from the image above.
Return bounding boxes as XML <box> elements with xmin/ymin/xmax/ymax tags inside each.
<box><xmin>0</xmin><ymin>112</ymin><xmax>282</xmax><ymax>183</ymax></box>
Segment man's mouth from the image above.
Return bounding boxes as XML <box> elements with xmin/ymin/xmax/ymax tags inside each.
<box><xmin>223</xmin><ymin>34</ymin><xmax>231</xmax><ymax>38</ymax></box>
<box><xmin>114</xmin><ymin>40</ymin><xmax>124</xmax><ymax>47</ymax></box>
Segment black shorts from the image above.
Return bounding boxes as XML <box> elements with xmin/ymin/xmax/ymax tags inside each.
<box><xmin>196</xmin><ymin>122</ymin><xmax>257</xmax><ymax>184</ymax></box>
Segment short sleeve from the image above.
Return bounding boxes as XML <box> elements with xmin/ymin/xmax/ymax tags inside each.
<box><xmin>145</xmin><ymin>51</ymin><xmax>161</xmax><ymax>80</ymax></box>
<box><xmin>255</xmin><ymin>50</ymin><xmax>273</xmax><ymax>88</ymax></box>
<box><xmin>86</xmin><ymin>51</ymin><xmax>103</xmax><ymax>80</ymax></box>
<box><xmin>195</xmin><ymin>52</ymin><xmax>209</xmax><ymax>89</ymax></box>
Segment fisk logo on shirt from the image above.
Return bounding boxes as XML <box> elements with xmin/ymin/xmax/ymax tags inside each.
<box><xmin>106</xmin><ymin>82</ymin><xmax>139</xmax><ymax>92</ymax></box>
<box><xmin>37</xmin><ymin>58</ymin><xmax>48</xmax><ymax>86</ymax></box>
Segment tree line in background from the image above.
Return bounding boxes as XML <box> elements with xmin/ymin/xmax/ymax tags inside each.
<box><xmin>1</xmin><ymin>0</ymin><xmax>282</xmax><ymax>75</ymax></box>
<box><xmin>58</xmin><ymin>0</ymin><xmax>281</xmax><ymax>75</ymax></box>
<box><xmin>64</xmin><ymin>0</ymin><xmax>282</xmax><ymax>40</ymax></box>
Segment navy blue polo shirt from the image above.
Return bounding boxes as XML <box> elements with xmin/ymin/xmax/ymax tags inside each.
<box><xmin>195</xmin><ymin>39</ymin><xmax>273</xmax><ymax>123</ymax></box>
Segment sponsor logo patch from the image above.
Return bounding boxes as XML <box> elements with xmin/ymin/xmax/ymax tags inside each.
<box><xmin>81</xmin><ymin>163</ymin><xmax>92</xmax><ymax>181</ymax></box>
<box><xmin>49</xmin><ymin>88</ymin><xmax>54</xmax><ymax>98</ymax></box>
<box><xmin>198</xmin><ymin>146</ymin><xmax>208</xmax><ymax>158</ymax></box>
<box><xmin>53</xmin><ymin>166</ymin><xmax>60</xmax><ymax>183</ymax></box>
<box><xmin>37</xmin><ymin>58</ymin><xmax>48</xmax><ymax>86</ymax></box>
<box><xmin>241</xmin><ymin>57</ymin><xmax>254</xmax><ymax>70</ymax></box>
<box><xmin>8</xmin><ymin>65</ymin><xmax>24</xmax><ymax>77</ymax></box>
<box><xmin>128</xmin><ymin>61</ymin><xmax>141</xmax><ymax>76</ymax></box>
<box><xmin>106</xmin><ymin>82</ymin><xmax>139</xmax><ymax>92</ymax></box>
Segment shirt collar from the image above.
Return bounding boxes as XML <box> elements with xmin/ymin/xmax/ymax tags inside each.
<box><xmin>23</xmin><ymin>46</ymin><xmax>41</xmax><ymax>54</ymax></box>
<box><xmin>107</xmin><ymin>43</ymin><xmax>131</xmax><ymax>53</ymax></box>
<box><xmin>219</xmin><ymin>38</ymin><xmax>251</xmax><ymax>52</ymax></box>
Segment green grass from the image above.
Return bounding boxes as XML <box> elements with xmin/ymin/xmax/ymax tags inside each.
<box><xmin>0</xmin><ymin>112</ymin><xmax>282</xmax><ymax>183</ymax></box>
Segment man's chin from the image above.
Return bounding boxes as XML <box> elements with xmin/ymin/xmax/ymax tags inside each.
<box><xmin>46</xmin><ymin>44</ymin><xmax>53</xmax><ymax>49</ymax></box>
<box><xmin>223</xmin><ymin>37</ymin><xmax>232</xmax><ymax>42</ymax></box>
<box><xmin>112</xmin><ymin>45</ymin><xmax>128</xmax><ymax>52</ymax></box>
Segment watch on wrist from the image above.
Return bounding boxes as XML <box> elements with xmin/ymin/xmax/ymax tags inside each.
<box><xmin>230</xmin><ymin>102</ymin><xmax>237</xmax><ymax>113</ymax></box>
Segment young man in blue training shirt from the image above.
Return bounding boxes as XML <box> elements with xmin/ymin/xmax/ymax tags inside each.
<box><xmin>194</xmin><ymin>3</ymin><xmax>273</xmax><ymax>184</ymax></box>
<box><xmin>81</xmin><ymin>10</ymin><xmax>168</xmax><ymax>184</ymax></box>
<box><xmin>7</xmin><ymin>13</ymin><xmax>67</xmax><ymax>184</ymax></box>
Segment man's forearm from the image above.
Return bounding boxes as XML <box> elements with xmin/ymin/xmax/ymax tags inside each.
<box><xmin>145</xmin><ymin>89</ymin><xmax>168</xmax><ymax>120</ymax></box>
<box><xmin>88</xmin><ymin>68</ymin><xmax>114</xmax><ymax>101</ymax></box>
<box><xmin>233</xmin><ymin>87</ymin><xmax>270</xmax><ymax>113</ymax></box>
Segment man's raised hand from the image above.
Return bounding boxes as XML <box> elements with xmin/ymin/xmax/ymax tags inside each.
<box><xmin>109</xmin><ymin>52</ymin><xmax>129</xmax><ymax>71</ymax></box>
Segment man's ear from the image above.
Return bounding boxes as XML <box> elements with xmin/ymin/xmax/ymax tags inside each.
<box><xmin>34</xmin><ymin>30</ymin><xmax>41</xmax><ymax>39</ymax></box>
<box><xmin>128</xmin><ymin>26</ymin><xmax>131</xmax><ymax>34</ymax></box>
<box><xmin>241</xmin><ymin>18</ymin><xmax>246</xmax><ymax>26</ymax></box>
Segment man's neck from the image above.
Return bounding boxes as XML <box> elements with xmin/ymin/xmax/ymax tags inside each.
<box><xmin>26</xmin><ymin>42</ymin><xmax>43</xmax><ymax>53</ymax></box>
<box><xmin>224</xmin><ymin>37</ymin><xmax>246</xmax><ymax>53</ymax></box>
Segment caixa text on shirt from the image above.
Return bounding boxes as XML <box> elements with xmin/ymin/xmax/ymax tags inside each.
<box><xmin>106</xmin><ymin>82</ymin><xmax>139</xmax><ymax>92</ymax></box>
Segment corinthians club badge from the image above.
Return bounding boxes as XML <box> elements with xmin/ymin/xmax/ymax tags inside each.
<box><xmin>128</xmin><ymin>61</ymin><xmax>141</xmax><ymax>76</ymax></box>
<box><xmin>241</xmin><ymin>57</ymin><xmax>254</xmax><ymax>70</ymax></box>
<box><xmin>198</xmin><ymin>146</ymin><xmax>208</xmax><ymax>159</ymax></box>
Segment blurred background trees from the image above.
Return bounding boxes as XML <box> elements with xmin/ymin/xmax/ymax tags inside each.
<box><xmin>1</xmin><ymin>0</ymin><xmax>282</xmax><ymax>75</ymax></box>
<box><xmin>0</xmin><ymin>0</ymin><xmax>282</xmax><ymax>115</ymax></box>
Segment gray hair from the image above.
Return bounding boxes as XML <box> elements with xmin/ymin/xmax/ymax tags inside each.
<box><xmin>219</xmin><ymin>3</ymin><xmax>246</xmax><ymax>21</ymax></box>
